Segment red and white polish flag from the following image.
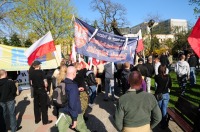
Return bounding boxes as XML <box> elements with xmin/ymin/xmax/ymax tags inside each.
<box><xmin>25</xmin><ymin>31</ymin><xmax>56</xmax><ymax>65</ymax></box>
<box><xmin>136</xmin><ymin>29</ymin><xmax>144</xmax><ymax>53</ymax></box>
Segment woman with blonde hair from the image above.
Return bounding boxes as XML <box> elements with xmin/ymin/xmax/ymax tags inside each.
<box><xmin>54</xmin><ymin>65</ymin><xmax>67</xmax><ymax>118</ymax></box>
<box><xmin>56</xmin><ymin>65</ymin><xmax>67</xmax><ymax>86</ymax></box>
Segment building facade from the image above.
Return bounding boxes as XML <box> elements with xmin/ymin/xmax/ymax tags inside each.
<box><xmin>119</xmin><ymin>19</ymin><xmax>188</xmax><ymax>43</ymax></box>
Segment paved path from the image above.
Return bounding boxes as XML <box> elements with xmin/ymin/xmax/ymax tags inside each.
<box><xmin>8</xmin><ymin>90</ymin><xmax>183</xmax><ymax>132</ymax></box>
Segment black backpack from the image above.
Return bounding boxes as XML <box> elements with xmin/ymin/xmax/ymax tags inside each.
<box><xmin>52</xmin><ymin>82</ymin><xmax>67</xmax><ymax>108</ymax></box>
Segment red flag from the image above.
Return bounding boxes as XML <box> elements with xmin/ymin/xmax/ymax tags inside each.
<box><xmin>188</xmin><ymin>18</ymin><xmax>200</xmax><ymax>57</ymax></box>
<box><xmin>136</xmin><ymin>29</ymin><xmax>144</xmax><ymax>53</ymax></box>
<box><xmin>25</xmin><ymin>31</ymin><xmax>56</xmax><ymax>65</ymax></box>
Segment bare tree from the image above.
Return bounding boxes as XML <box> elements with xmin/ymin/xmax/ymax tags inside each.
<box><xmin>90</xmin><ymin>0</ymin><xmax>127</xmax><ymax>32</ymax></box>
<box><xmin>189</xmin><ymin>0</ymin><xmax>200</xmax><ymax>18</ymax></box>
<box><xmin>0</xmin><ymin>0</ymin><xmax>15</xmax><ymax>35</ymax></box>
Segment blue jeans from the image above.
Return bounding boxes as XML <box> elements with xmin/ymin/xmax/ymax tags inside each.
<box><xmin>104</xmin><ymin>78</ymin><xmax>115</xmax><ymax>100</ymax></box>
<box><xmin>158</xmin><ymin>93</ymin><xmax>170</xmax><ymax>127</ymax></box>
<box><xmin>0</xmin><ymin>100</ymin><xmax>17</xmax><ymax>132</ymax></box>
<box><xmin>89</xmin><ymin>85</ymin><xmax>97</xmax><ymax>104</ymax></box>
<box><xmin>190</xmin><ymin>67</ymin><xmax>196</xmax><ymax>85</ymax></box>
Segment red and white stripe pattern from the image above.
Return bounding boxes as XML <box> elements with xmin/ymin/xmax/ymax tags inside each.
<box><xmin>25</xmin><ymin>31</ymin><xmax>56</xmax><ymax>65</ymax></box>
<box><xmin>136</xmin><ymin>29</ymin><xmax>144</xmax><ymax>53</ymax></box>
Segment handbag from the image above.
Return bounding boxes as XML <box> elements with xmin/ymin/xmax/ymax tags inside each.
<box><xmin>155</xmin><ymin>76</ymin><xmax>169</xmax><ymax>101</ymax></box>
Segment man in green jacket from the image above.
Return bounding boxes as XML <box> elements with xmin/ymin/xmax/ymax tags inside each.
<box><xmin>114</xmin><ymin>71</ymin><xmax>162</xmax><ymax>132</ymax></box>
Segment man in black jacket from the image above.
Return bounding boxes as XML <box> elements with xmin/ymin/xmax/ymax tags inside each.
<box><xmin>188</xmin><ymin>52</ymin><xmax>197</xmax><ymax>86</ymax></box>
<box><xmin>0</xmin><ymin>69</ymin><xmax>22</xmax><ymax>132</ymax></box>
<box><xmin>29</xmin><ymin>61</ymin><xmax>52</xmax><ymax>125</ymax></box>
<box><xmin>145</xmin><ymin>56</ymin><xmax>155</xmax><ymax>93</ymax></box>
<box><xmin>86</xmin><ymin>67</ymin><xmax>97</xmax><ymax>108</ymax></box>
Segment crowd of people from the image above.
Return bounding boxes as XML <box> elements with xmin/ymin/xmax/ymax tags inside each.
<box><xmin>0</xmin><ymin>50</ymin><xmax>199</xmax><ymax>132</ymax></box>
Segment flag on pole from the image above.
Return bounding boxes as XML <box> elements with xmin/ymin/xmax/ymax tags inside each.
<box><xmin>136</xmin><ymin>29</ymin><xmax>144</xmax><ymax>53</ymax></box>
<box><xmin>25</xmin><ymin>31</ymin><xmax>56</xmax><ymax>65</ymax></box>
<box><xmin>70</xmin><ymin>41</ymin><xmax>77</xmax><ymax>63</ymax></box>
<box><xmin>188</xmin><ymin>18</ymin><xmax>200</xmax><ymax>57</ymax></box>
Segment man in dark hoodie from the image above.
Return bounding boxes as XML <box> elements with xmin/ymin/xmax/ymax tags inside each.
<box><xmin>121</xmin><ymin>62</ymin><xmax>131</xmax><ymax>94</ymax></box>
<box><xmin>57</xmin><ymin>66</ymin><xmax>89</xmax><ymax>132</ymax></box>
<box><xmin>188</xmin><ymin>52</ymin><xmax>197</xmax><ymax>86</ymax></box>
<box><xmin>0</xmin><ymin>69</ymin><xmax>22</xmax><ymax>132</ymax></box>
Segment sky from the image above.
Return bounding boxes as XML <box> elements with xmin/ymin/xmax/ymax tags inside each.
<box><xmin>72</xmin><ymin>0</ymin><xmax>197</xmax><ymax>27</ymax></box>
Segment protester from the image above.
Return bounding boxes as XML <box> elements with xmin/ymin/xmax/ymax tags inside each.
<box><xmin>74</xmin><ymin>61</ymin><xmax>89</xmax><ymax>120</ymax></box>
<box><xmin>104</xmin><ymin>62</ymin><xmax>117</xmax><ymax>101</ymax></box>
<box><xmin>121</xmin><ymin>62</ymin><xmax>131</xmax><ymax>94</ymax></box>
<box><xmin>154</xmin><ymin>57</ymin><xmax>161</xmax><ymax>75</ymax></box>
<box><xmin>54</xmin><ymin>65</ymin><xmax>68</xmax><ymax>118</ymax></box>
<box><xmin>114</xmin><ymin>63</ymin><xmax>123</xmax><ymax>95</ymax></box>
<box><xmin>133</xmin><ymin>58</ymin><xmax>149</xmax><ymax>78</ymax></box>
<box><xmin>131</xmin><ymin>66</ymin><xmax>147</xmax><ymax>92</ymax></box>
<box><xmin>0</xmin><ymin>69</ymin><xmax>22</xmax><ymax>132</ymax></box>
<box><xmin>114</xmin><ymin>71</ymin><xmax>162</xmax><ymax>131</ymax></box>
<box><xmin>160</xmin><ymin>52</ymin><xmax>170</xmax><ymax>68</ymax></box>
<box><xmin>85</xmin><ymin>66</ymin><xmax>98</xmax><ymax>108</ymax></box>
<box><xmin>155</xmin><ymin>65</ymin><xmax>172</xmax><ymax>129</ymax></box>
<box><xmin>96</xmin><ymin>60</ymin><xmax>105</xmax><ymax>92</ymax></box>
<box><xmin>28</xmin><ymin>64</ymin><xmax>35</xmax><ymax>98</ymax></box>
<box><xmin>188</xmin><ymin>51</ymin><xmax>197</xmax><ymax>86</ymax></box>
<box><xmin>46</xmin><ymin>69</ymin><xmax>54</xmax><ymax>93</ymax></box>
<box><xmin>29</xmin><ymin>61</ymin><xmax>52</xmax><ymax>125</ymax></box>
<box><xmin>145</xmin><ymin>56</ymin><xmax>155</xmax><ymax>93</ymax></box>
<box><xmin>57</xmin><ymin>66</ymin><xmax>90</xmax><ymax>132</ymax></box>
<box><xmin>175</xmin><ymin>54</ymin><xmax>190</xmax><ymax>96</ymax></box>
<box><xmin>52</xmin><ymin>60</ymin><xmax>66</xmax><ymax>90</ymax></box>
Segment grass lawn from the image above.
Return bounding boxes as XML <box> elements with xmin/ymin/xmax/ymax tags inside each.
<box><xmin>151</xmin><ymin>71</ymin><xmax>200</xmax><ymax>107</ymax></box>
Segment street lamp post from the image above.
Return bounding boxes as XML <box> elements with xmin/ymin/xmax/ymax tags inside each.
<box><xmin>148</xmin><ymin>19</ymin><xmax>155</xmax><ymax>54</ymax></box>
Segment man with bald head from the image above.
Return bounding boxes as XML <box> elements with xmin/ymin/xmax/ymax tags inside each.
<box><xmin>114</xmin><ymin>71</ymin><xmax>161</xmax><ymax>132</ymax></box>
<box><xmin>57</xmin><ymin>66</ymin><xmax>90</xmax><ymax>132</ymax></box>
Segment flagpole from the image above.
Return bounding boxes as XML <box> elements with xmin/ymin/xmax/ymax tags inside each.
<box><xmin>54</xmin><ymin>46</ymin><xmax>61</xmax><ymax>66</ymax></box>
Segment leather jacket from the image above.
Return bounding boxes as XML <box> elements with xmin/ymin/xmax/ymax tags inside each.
<box><xmin>86</xmin><ymin>70</ymin><xmax>97</xmax><ymax>86</ymax></box>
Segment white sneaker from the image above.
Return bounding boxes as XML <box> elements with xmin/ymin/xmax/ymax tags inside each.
<box><xmin>88</xmin><ymin>103</ymin><xmax>93</xmax><ymax>108</ymax></box>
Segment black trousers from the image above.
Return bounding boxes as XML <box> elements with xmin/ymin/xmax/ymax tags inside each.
<box><xmin>33</xmin><ymin>89</ymin><xmax>48</xmax><ymax>124</ymax></box>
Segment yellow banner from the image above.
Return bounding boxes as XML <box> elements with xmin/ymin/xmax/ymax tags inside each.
<box><xmin>0</xmin><ymin>44</ymin><xmax>61</xmax><ymax>71</ymax></box>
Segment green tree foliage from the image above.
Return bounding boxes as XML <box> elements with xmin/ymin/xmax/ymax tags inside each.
<box><xmin>152</xmin><ymin>36</ymin><xmax>160</xmax><ymax>50</ymax></box>
<box><xmin>8</xmin><ymin>0</ymin><xmax>76</xmax><ymax>41</ymax></box>
<box><xmin>24</xmin><ymin>38</ymin><xmax>32</xmax><ymax>47</ymax></box>
<box><xmin>163</xmin><ymin>38</ymin><xmax>173</xmax><ymax>52</ymax></box>
<box><xmin>90</xmin><ymin>0</ymin><xmax>127</xmax><ymax>32</ymax></box>
<box><xmin>172</xmin><ymin>32</ymin><xmax>190</xmax><ymax>55</ymax></box>
<box><xmin>10</xmin><ymin>33</ymin><xmax>21</xmax><ymax>46</ymax></box>
<box><xmin>2</xmin><ymin>37</ymin><xmax>9</xmax><ymax>45</ymax></box>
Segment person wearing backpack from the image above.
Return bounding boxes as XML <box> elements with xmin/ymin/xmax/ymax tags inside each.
<box><xmin>52</xmin><ymin>65</ymin><xmax>68</xmax><ymax>118</ymax></box>
<box><xmin>175</xmin><ymin>54</ymin><xmax>190</xmax><ymax>96</ymax></box>
<box><xmin>85</xmin><ymin>67</ymin><xmax>97</xmax><ymax>108</ymax></box>
<box><xmin>57</xmin><ymin>66</ymin><xmax>90</xmax><ymax>132</ymax></box>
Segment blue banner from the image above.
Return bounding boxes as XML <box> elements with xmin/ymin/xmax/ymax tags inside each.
<box><xmin>74</xmin><ymin>18</ymin><xmax>138</xmax><ymax>64</ymax></box>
